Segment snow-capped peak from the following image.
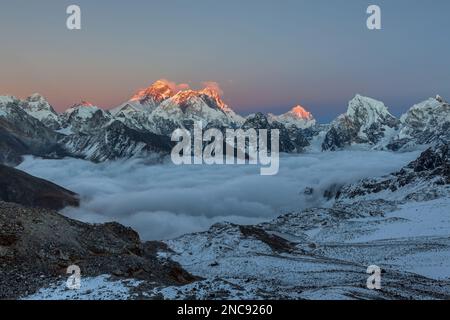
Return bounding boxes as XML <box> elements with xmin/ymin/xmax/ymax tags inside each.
<box><xmin>17</xmin><ymin>93</ymin><xmax>61</xmax><ymax>129</ymax></box>
<box><xmin>270</xmin><ymin>105</ymin><xmax>316</xmax><ymax>129</ymax></box>
<box><xmin>23</xmin><ymin>93</ymin><xmax>56</xmax><ymax>112</ymax></box>
<box><xmin>0</xmin><ymin>95</ymin><xmax>17</xmax><ymax>105</ymax></box>
<box><xmin>60</xmin><ymin>101</ymin><xmax>112</xmax><ymax>134</ymax></box>
<box><xmin>71</xmin><ymin>101</ymin><xmax>95</xmax><ymax>108</ymax></box>
<box><xmin>347</xmin><ymin>94</ymin><xmax>393</xmax><ymax>119</ymax></box>
<box><xmin>0</xmin><ymin>96</ymin><xmax>18</xmax><ymax>117</ymax></box>
<box><xmin>322</xmin><ymin>95</ymin><xmax>400</xmax><ymax>151</ymax></box>
<box><xmin>430</xmin><ymin>95</ymin><xmax>448</xmax><ymax>107</ymax></box>
<box><xmin>148</xmin><ymin>87</ymin><xmax>244</xmax><ymax>135</ymax></box>
<box><xmin>63</xmin><ymin>101</ymin><xmax>109</xmax><ymax>120</ymax></box>
<box><xmin>393</xmin><ymin>95</ymin><xmax>450</xmax><ymax>147</ymax></box>
<box><xmin>290</xmin><ymin>105</ymin><xmax>314</xmax><ymax>120</ymax></box>
<box><xmin>130</xmin><ymin>80</ymin><xmax>175</xmax><ymax>104</ymax></box>
<box><xmin>401</xmin><ymin>96</ymin><xmax>447</xmax><ymax>118</ymax></box>
<box><xmin>111</xmin><ymin>80</ymin><xmax>178</xmax><ymax>116</ymax></box>
<box><xmin>434</xmin><ymin>95</ymin><xmax>449</xmax><ymax>105</ymax></box>
<box><xmin>26</xmin><ymin>93</ymin><xmax>46</xmax><ymax>103</ymax></box>
<box><xmin>198</xmin><ymin>87</ymin><xmax>228</xmax><ymax>110</ymax></box>
<box><xmin>170</xmin><ymin>90</ymin><xmax>202</xmax><ymax>107</ymax></box>
<box><xmin>164</xmin><ymin>88</ymin><xmax>244</xmax><ymax>122</ymax></box>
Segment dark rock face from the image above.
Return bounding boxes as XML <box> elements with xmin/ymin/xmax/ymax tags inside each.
<box><xmin>60</xmin><ymin>106</ymin><xmax>112</xmax><ymax>135</ymax></box>
<box><xmin>1</xmin><ymin>100</ymin><xmax>174</xmax><ymax>165</ymax></box>
<box><xmin>0</xmin><ymin>165</ymin><xmax>80</xmax><ymax>210</ymax></box>
<box><xmin>322</xmin><ymin>113</ymin><xmax>399</xmax><ymax>151</ymax></box>
<box><xmin>322</xmin><ymin>95</ymin><xmax>400</xmax><ymax>151</ymax></box>
<box><xmin>0</xmin><ymin>123</ymin><xmax>30</xmax><ymax>165</ymax></box>
<box><xmin>408</xmin><ymin>144</ymin><xmax>449</xmax><ymax>175</ymax></box>
<box><xmin>61</xmin><ymin>120</ymin><xmax>174</xmax><ymax>162</ymax></box>
<box><xmin>322</xmin><ymin>121</ymin><xmax>359</xmax><ymax>151</ymax></box>
<box><xmin>239</xmin><ymin>225</ymin><xmax>296</xmax><ymax>253</ymax></box>
<box><xmin>242</xmin><ymin>113</ymin><xmax>309</xmax><ymax>152</ymax></box>
<box><xmin>0</xmin><ymin>201</ymin><xmax>197</xmax><ymax>299</ymax></box>
<box><xmin>388</xmin><ymin>96</ymin><xmax>450</xmax><ymax>151</ymax></box>
<box><xmin>337</xmin><ymin>143</ymin><xmax>450</xmax><ymax>201</ymax></box>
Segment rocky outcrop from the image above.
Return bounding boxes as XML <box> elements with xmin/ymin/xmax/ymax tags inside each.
<box><xmin>388</xmin><ymin>96</ymin><xmax>450</xmax><ymax>151</ymax></box>
<box><xmin>0</xmin><ymin>165</ymin><xmax>79</xmax><ymax>210</ymax></box>
<box><xmin>242</xmin><ymin>112</ymin><xmax>309</xmax><ymax>153</ymax></box>
<box><xmin>337</xmin><ymin>143</ymin><xmax>450</xmax><ymax>202</ymax></box>
<box><xmin>0</xmin><ymin>201</ymin><xmax>197</xmax><ymax>299</ymax></box>
<box><xmin>0</xmin><ymin>98</ymin><xmax>67</xmax><ymax>165</ymax></box>
<box><xmin>61</xmin><ymin>120</ymin><xmax>174</xmax><ymax>162</ymax></box>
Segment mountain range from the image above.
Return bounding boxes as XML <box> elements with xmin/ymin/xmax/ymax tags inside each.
<box><xmin>1</xmin><ymin>80</ymin><xmax>449</xmax><ymax>166</ymax></box>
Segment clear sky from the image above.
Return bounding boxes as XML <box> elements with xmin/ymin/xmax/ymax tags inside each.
<box><xmin>1</xmin><ymin>0</ymin><xmax>449</xmax><ymax>122</ymax></box>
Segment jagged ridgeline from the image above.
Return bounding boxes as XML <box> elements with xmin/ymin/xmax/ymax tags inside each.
<box><xmin>1</xmin><ymin>81</ymin><xmax>449</xmax><ymax>166</ymax></box>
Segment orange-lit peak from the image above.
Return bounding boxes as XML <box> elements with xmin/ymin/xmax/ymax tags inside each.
<box><xmin>290</xmin><ymin>105</ymin><xmax>313</xmax><ymax>120</ymax></box>
<box><xmin>129</xmin><ymin>79</ymin><xmax>229</xmax><ymax>110</ymax></box>
<box><xmin>171</xmin><ymin>90</ymin><xmax>200</xmax><ymax>104</ymax></box>
<box><xmin>199</xmin><ymin>87</ymin><xmax>227</xmax><ymax>110</ymax></box>
<box><xmin>73</xmin><ymin>101</ymin><xmax>95</xmax><ymax>108</ymax></box>
<box><xmin>130</xmin><ymin>80</ymin><xmax>175</xmax><ymax>103</ymax></box>
<box><xmin>130</xmin><ymin>79</ymin><xmax>193</xmax><ymax>103</ymax></box>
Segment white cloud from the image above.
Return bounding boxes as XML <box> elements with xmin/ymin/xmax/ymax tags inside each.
<box><xmin>17</xmin><ymin>150</ymin><xmax>421</xmax><ymax>240</ymax></box>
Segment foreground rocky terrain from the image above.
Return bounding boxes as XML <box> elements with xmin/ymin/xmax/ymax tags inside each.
<box><xmin>0</xmin><ymin>201</ymin><xmax>196</xmax><ymax>299</ymax></box>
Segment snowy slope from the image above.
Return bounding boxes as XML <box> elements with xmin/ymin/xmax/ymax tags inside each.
<box><xmin>151</xmin><ymin>145</ymin><xmax>450</xmax><ymax>299</ymax></box>
<box><xmin>154</xmin><ymin>196</ymin><xmax>450</xmax><ymax>299</ymax></box>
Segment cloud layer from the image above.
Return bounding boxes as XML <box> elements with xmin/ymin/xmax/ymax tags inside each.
<box><xmin>18</xmin><ymin>151</ymin><xmax>420</xmax><ymax>240</ymax></box>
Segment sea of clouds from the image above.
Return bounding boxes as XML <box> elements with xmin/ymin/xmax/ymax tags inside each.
<box><xmin>17</xmin><ymin>150</ymin><xmax>421</xmax><ymax>240</ymax></box>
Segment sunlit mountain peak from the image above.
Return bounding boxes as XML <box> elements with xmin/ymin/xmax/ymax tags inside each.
<box><xmin>290</xmin><ymin>105</ymin><xmax>314</xmax><ymax>120</ymax></box>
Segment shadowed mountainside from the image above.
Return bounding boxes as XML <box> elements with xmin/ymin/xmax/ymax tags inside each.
<box><xmin>0</xmin><ymin>164</ymin><xmax>79</xmax><ymax>210</ymax></box>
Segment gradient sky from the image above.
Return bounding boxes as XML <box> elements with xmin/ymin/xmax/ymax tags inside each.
<box><xmin>1</xmin><ymin>0</ymin><xmax>449</xmax><ymax>122</ymax></box>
